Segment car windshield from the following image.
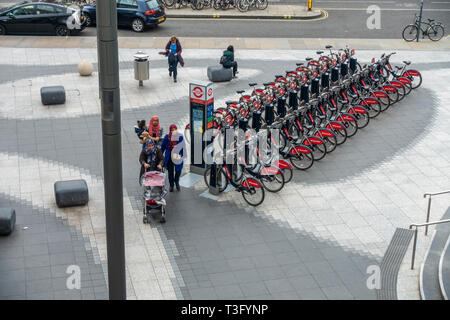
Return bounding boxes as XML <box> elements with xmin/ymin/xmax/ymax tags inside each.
<box><xmin>146</xmin><ymin>0</ymin><xmax>160</xmax><ymax>9</ymax></box>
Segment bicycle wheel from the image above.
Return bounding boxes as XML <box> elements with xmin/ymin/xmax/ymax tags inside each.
<box><xmin>390</xmin><ymin>80</ymin><xmax>406</xmax><ymax>102</ymax></box>
<box><xmin>163</xmin><ymin>0</ymin><xmax>175</xmax><ymax>7</ymax></box>
<box><xmin>398</xmin><ymin>77</ymin><xmax>412</xmax><ymax>95</ymax></box>
<box><xmin>361</xmin><ymin>98</ymin><xmax>381</xmax><ymax>118</ymax></box>
<box><xmin>402</xmin><ymin>24</ymin><xmax>419</xmax><ymax>42</ymax></box>
<box><xmin>330</xmin><ymin>122</ymin><xmax>347</xmax><ymax>145</ymax></box>
<box><xmin>372</xmin><ymin>91</ymin><xmax>390</xmax><ymax>112</ymax></box>
<box><xmin>316</xmin><ymin>129</ymin><xmax>337</xmax><ymax>153</ymax></box>
<box><xmin>241</xmin><ymin>179</ymin><xmax>265</xmax><ymax>206</ymax></box>
<box><xmin>348</xmin><ymin>106</ymin><xmax>370</xmax><ymax>129</ymax></box>
<box><xmin>204</xmin><ymin>167</ymin><xmax>228</xmax><ymax>192</ymax></box>
<box><xmin>382</xmin><ymin>84</ymin><xmax>399</xmax><ymax>104</ymax></box>
<box><xmin>256</xmin><ymin>0</ymin><xmax>268</xmax><ymax>10</ymax></box>
<box><xmin>260</xmin><ymin>171</ymin><xmax>285</xmax><ymax>193</ymax></box>
<box><xmin>281</xmin><ymin>167</ymin><xmax>293</xmax><ymax>183</ymax></box>
<box><xmin>289</xmin><ymin>145</ymin><xmax>314</xmax><ymax>170</ymax></box>
<box><xmin>303</xmin><ymin>137</ymin><xmax>326</xmax><ymax>160</ymax></box>
<box><xmin>237</xmin><ymin>0</ymin><xmax>249</xmax><ymax>12</ymax></box>
<box><xmin>403</xmin><ymin>69</ymin><xmax>422</xmax><ymax>89</ymax></box>
<box><xmin>428</xmin><ymin>24</ymin><xmax>444</xmax><ymax>41</ymax></box>
<box><xmin>213</xmin><ymin>0</ymin><xmax>221</xmax><ymax>9</ymax></box>
<box><xmin>337</xmin><ymin>113</ymin><xmax>358</xmax><ymax>137</ymax></box>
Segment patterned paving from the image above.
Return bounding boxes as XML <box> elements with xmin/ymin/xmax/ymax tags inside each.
<box><xmin>0</xmin><ymin>47</ymin><xmax>450</xmax><ymax>299</ymax></box>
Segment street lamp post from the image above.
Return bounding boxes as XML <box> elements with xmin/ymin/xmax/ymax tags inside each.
<box><xmin>96</xmin><ymin>0</ymin><xmax>126</xmax><ymax>300</ymax></box>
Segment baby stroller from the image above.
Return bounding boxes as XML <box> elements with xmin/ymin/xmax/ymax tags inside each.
<box><xmin>141</xmin><ymin>170</ymin><xmax>168</xmax><ymax>224</ymax></box>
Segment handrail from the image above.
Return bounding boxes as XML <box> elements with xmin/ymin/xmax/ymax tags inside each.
<box><xmin>409</xmin><ymin>219</ymin><xmax>450</xmax><ymax>269</ymax></box>
<box><xmin>423</xmin><ymin>190</ymin><xmax>450</xmax><ymax>236</ymax></box>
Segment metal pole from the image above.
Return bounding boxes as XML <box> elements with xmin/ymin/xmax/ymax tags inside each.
<box><xmin>96</xmin><ymin>0</ymin><xmax>126</xmax><ymax>300</ymax></box>
<box><xmin>411</xmin><ymin>228</ymin><xmax>418</xmax><ymax>270</ymax></box>
<box><xmin>308</xmin><ymin>0</ymin><xmax>312</xmax><ymax>11</ymax></box>
<box><xmin>425</xmin><ymin>195</ymin><xmax>432</xmax><ymax>235</ymax></box>
<box><xmin>417</xmin><ymin>0</ymin><xmax>423</xmax><ymax>42</ymax></box>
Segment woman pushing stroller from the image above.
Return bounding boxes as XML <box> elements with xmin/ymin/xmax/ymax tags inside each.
<box><xmin>139</xmin><ymin>140</ymin><xmax>163</xmax><ymax>181</ymax></box>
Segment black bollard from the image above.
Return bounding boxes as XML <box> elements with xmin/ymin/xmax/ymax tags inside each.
<box><xmin>300</xmin><ymin>83</ymin><xmax>309</xmax><ymax>103</ymax></box>
<box><xmin>350</xmin><ymin>57</ymin><xmax>357</xmax><ymax>73</ymax></box>
<box><xmin>311</xmin><ymin>78</ymin><xmax>320</xmax><ymax>95</ymax></box>
<box><xmin>252</xmin><ymin>110</ymin><xmax>261</xmax><ymax>132</ymax></box>
<box><xmin>321</xmin><ymin>72</ymin><xmax>330</xmax><ymax>88</ymax></box>
<box><xmin>277</xmin><ymin>97</ymin><xmax>288</xmax><ymax>118</ymax></box>
<box><xmin>331</xmin><ymin>67</ymin><xmax>339</xmax><ymax>82</ymax></box>
<box><xmin>341</xmin><ymin>62</ymin><xmax>348</xmax><ymax>77</ymax></box>
<box><xmin>265</xmin><ymin>104</ymin><xmax>274</xmax><ymax>125</ymax></box>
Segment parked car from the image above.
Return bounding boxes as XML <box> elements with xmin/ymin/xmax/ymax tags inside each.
<box><xmin>82</xmin><ymin>0</ymin><xmax>166</xmax><ymax>32</ymax></box>
<box><xmin>0</xmin><ymin>1</ymin><xmax>86</xmax><ymax>36</ymax></box>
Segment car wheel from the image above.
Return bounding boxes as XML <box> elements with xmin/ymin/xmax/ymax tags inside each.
<box><xmin>131</xmin><ymin>18</ymin><xmax>144</xmax><ymax>32</ymax></box>
<box><xmin>55</xmin><ymin>24</ymin><xmax>68</xmax><ymax>37</ymax></box>
<box><xmin>0</xmin><ymin>24</ymin><xmax>6</xmax><ymax>35</ymax></box>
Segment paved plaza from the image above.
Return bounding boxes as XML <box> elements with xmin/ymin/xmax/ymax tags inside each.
<box><xmin>0</xmin><ymin>42</ymin><xmax>450</xmax><ymax>299</ymax></box>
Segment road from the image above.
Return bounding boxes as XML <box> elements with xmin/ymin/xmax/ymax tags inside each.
<box><xmin>1</xmin><ymin>0</ymin><xmax>449</xmax><ymax>38</ymax></box>
<box><xmin>78</xmin><ymin>1</ymin><xmax>450</xmax><ymax>39</ymax></box>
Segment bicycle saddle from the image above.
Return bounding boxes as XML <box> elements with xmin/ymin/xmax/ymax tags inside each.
<box><xmin>316</xmin><ymin>51</ymin><xmax>324</xmax><ymax>55</ymax></box>
<box><xmin>225</xmin><ymin>100</ymin><xmax>238</xmax><ymax>105</ymax></box>
<box><xmin>428</xmin><ymin>19</ymin><xmax>435</xmax><ymax>22</ymax></box>
<box><xmin>274</xmin><ymin>75</ymin><xmax>283</xmax><ymax>78</ymax></box>
<box><xmin>403</xmin><ymin>60</ymin><xmax>411</xmax><ymax>65</ymax></box>
<box><xmin>236</xmin><ymin>90</ymin><xmax>245</xmax><ymax>94</ymax></box>
<box><xmin>325</xmin><ymin>45</ymin><xmax>333</xmax><ymax>49</ymax></box>
<box><xmin>296</xmin><ymin>62</ymin><xmax>304</xmax><ymax>66</ymax></box>
<box><xmin>262</xmin><ymin>82</ymin><xmax>272</xmax><ymax>86</ymax></box>
<box><xmin>285</xmin><ymin>70</ymin><xmax>296</xmax><ymax>74</ymax></box>
<box><xmin>395</xmin><ymin>66</ymin><xmax>402</xmax><ymax>70</ymax></box>
<box><xmin>305</xmin><ymin>57</ymin><xmax>313</xmax><ymax>61</ymax></box>
<box><xmin>248</xmin><ymin>83</ymin><xmax>257</xmax><ymax>86</ymax></box>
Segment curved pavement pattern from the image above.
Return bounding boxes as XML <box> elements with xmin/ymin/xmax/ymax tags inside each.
<box><xmin>1</xmin><ymin>48</ymin><xmax>450</xmax><ymax>299</ymax></box>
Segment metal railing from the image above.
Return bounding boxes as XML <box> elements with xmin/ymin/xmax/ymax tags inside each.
<box><xmin>409</xmin><ymin>189</ymin><xmax>450</xmax><ymax>269</ymax></box>
<box><xmin>409</xmin><ymin>219</ymin><xmax>450</xmax><ymax>269</ymax></box>
<box><xmin>423</xmin><ymin>190</ymin><xmax>450</xmax><ymax>235</ymax></box>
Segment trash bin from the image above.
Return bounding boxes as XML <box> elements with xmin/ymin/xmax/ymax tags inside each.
<box><xmin>134</xmin><ymin>51</ymin><xmax>149</xmax><ymax>87</ymax></box>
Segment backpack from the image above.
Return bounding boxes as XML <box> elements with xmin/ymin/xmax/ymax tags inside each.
<box><xmin>220</xmin><ymin>55</ymin><xmax>228</xmax><ymax>66</ymax></box>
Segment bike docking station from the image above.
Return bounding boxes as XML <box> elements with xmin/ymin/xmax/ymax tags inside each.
<box><xmin>188</xmin><ymin>81</ymin><xmax>221</xmax><ymax>195</ymax></box>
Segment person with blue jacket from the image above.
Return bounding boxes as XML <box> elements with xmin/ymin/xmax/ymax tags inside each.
<box><xmin>161</xmin><ymin>124</ymin><xmax>186</xmax><ymax>192</ymax></box>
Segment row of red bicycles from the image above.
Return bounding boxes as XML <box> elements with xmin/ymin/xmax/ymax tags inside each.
<box><xmin>186</xmin><ymin>45</ymin><xmax>423</xmax><ymax>206</ymax></box>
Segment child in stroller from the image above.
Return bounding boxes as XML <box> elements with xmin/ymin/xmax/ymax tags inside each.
<box><xmin>139</xmin><ymin>141</ymin><xmax>167</xmax><ymax>223</ymax></box>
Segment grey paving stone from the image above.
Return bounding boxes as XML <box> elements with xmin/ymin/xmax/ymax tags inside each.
<box><xmin>0</xmin><ymin>281</ymin><xmax>26</xmax><ymax>298</ymax></box>
<box><xmin>0</xmin><ymin>269</ymin><xmax>26</xmax><ymax>283</ymax></box>
<box><xmin>24</xmin><ymin>254</ymin><xmax>50</xmax><ymax>268</ymax></box>
<box><xmin>289</xmin><ymin>274</ymin><xmax>320</xmax><ymax>291</ymax></box>
<box><xmin>312</xmin><ymin>272</ymin><xmax>345</xmax><ymax>288</ymax></box>
<box><xmin>215</xmin><ymin>284</ymin><xmax>244</xmax><ymax>299</ymax></box>
<box><xmin>257</xmin><ymin>266</ymin><xmax>286</xmax><ymax>281</ymax></box>
<box><xmin>26</xmin><ymin>278</ymin><xmax>54</xmax><ymax>294</ymax></box>
<box><xmin>208</xmin><ymin>271</ymin><xmax>238</xmax><ymax>287</ymax></box>
<box><xmin>321</xmin><ymin>286</ymin><xmax>355</xmax><ymax>300</ymax></box>
<box><xmin>239</xmin><ymin>282</ymin><xmax>269</xmax><ymax>297</ymax></box>
<box><xmin>264</xmin><ymin>278</ymin><xmax>294</xmax><ymax>294</ymax></box>
<box><xmin>297</xmin><ymin>287</ymin><xmax>327</xmax><ymax>300</ymax></box>
<box><xmin>233</xmin><ymin>269</ymin><xmax>262</xmax><ymax>284</ymax></box>
<box><xmin>189</xmin><ymin>287</ymin><xmax>218</xmax><ymax>300</ymax></box>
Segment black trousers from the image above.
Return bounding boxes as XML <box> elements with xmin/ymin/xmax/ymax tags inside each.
<box><xmin>224</xmin><ymin>61</ymin><xmax>238</xmax><ymax>76</ymax></box>
<box><xmin>167</xmin><ymin>158</ymin><xmax>181</xmax><ymax>188</ymax></box>
<box><xmin>169</xmin><ymin>59</ymin><xmax>178</xmax><ymax>80</ymax></box>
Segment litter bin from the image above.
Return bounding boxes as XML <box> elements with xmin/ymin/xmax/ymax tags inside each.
<box><xmin>134</xmin><ymin>51</ymin><xmax>149</xmax><ymax>87</ymax></box>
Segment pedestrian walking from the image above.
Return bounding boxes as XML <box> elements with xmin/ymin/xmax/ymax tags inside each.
<box><xmin>159</xmin><ymin>36</ymin><xmax>184</xmax><ymax>83</ymax></box>
<box><xmin>147</xmin><ymin>115</ymin><xmax>163</xmax><ymax>147</ymax></box>
<box><xmin>161</xmin><ymin>124</ymin><xmax>186</xmax><ymax>192</ymax></box>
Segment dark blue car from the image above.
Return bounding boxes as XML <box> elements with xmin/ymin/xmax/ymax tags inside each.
<box><xmin>82</xmin><ymin>0</ymin><xmax>166</xmax><ymax>32</ymax></box>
